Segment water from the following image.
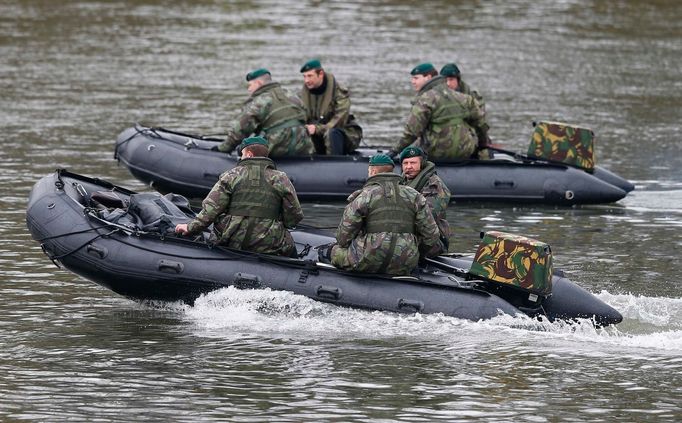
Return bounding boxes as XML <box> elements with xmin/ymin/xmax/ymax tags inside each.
<box><xmin>2</xmin><ymin>0</ymin><xmax>681</xmax><ymax>421</ymax></box>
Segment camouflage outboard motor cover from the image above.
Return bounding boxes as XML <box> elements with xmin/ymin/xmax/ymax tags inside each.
<box><xmin>528</xmin><ymin>121</ymin><xmax>596</xmax><ymax>171</ymax></box>
<box><xmin>469</xmin><ymin>231</ymin><xmax>553</xmax><ymax>297</ymax></box>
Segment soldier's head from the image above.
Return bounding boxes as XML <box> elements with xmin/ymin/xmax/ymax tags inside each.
<box><xmin>238</xmin><ymin>136</ymin><xmax>270</xmax><ymax>158</ymax></box>
<box><xmin>400</xmin><ymin>146</ymin><xmax>425</xmax><ymax>180</ymax></box>
<box><xmin>300</xmin><ymin>59</ymin><xmax>325</xmax><ymax>90</ymax></box>
<box><xmin>246</xmin><ymin>68</ymin><xmax>272</xmax><ymax>94</ymax></box>
<box><xmin>410</xmin><ymin>62</ymin><xmax>437</xmax><ymax>92</ymax></box>
<box><xmin>440</xmin><ymin>63</ymin><xmax>461</xmax><ymax>90</ymax></box>
<box><xmin>368</xmin><ymin>154</ymin><xmax>395</xmax><ymax>176</ymax></box>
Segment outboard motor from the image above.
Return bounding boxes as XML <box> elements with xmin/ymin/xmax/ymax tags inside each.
<box><xmin>528</xmin><ymin>121</ymin><xmax>596</xmax><ymax>172</ymax></box>
<box><xmin>468</xmin><ymin>231</ymin><xmax>553</xmax><ymax>316</ymax></box>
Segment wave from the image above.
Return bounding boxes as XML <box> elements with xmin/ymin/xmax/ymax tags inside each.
<box><xmin>173</xmin><ymin>287</ymin><xmax>682</xmax><ymax>353</ymax></box>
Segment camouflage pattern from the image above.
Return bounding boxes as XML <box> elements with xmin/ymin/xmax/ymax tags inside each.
<box><xmin>469</xmin><ymin>231</ymin><xmax>553</xmax><ymax>296</ymax></box>
<box><xmin>301</xmin><ymin>72</ymin><xmax>363</xmax><ymax>154</ymax></box>
<box><xmin>402</xmin><ymin>161</ymin><xmax>452</xmax><ymax>246</ymax></box>
<box><xmin>330</xmin><ymin>173</ymin><xmax>442</xmax><ymax>275</ymax></box>
<box><xmin>458</xmin><ymin>79</ymin><xmax>485</xmax><ymax>112</ymax></box>
<box><xmin>528</xmin><ymin>121</ymin><xmax>596</xmax><ymax>171</ymax></box>
<box><xmin>185</xmin><ymin>157</ymin><xmax>303</xmax><ymax>256</ymax></box>
<box><xmin>395</xmin><ymin>76</ymin><xmax>488</xmax><ymax>160</ymax></box>
<box><xmin>218</xmin><ymin>82</ymin><xmax>314</xmax><ymax>157</ymax></box>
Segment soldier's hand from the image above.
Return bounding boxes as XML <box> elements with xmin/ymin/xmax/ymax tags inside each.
<box><xmin>175</xmin><ymin>224</ymin><xmax>189</xmax><ymax>235</ymax></box>
<box><xmin>306</xmin><ymin>124</ymin><xmax>316</xmax><ymax>135</ymax></box>
<box><xmin>210</xmin><ymin>145</ymin><xmax>220</xmax><ymax>152</ymax></box>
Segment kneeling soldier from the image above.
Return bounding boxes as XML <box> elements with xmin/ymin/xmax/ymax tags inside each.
<box><xmin>324</xmin><ymin>154</ymin><xmax>443</xmax><ymax>275</ymax></box>
<box><xmin>176</xmin><ymin>137</ymin><xmax>303</xmax><ymax>257</ymax></box>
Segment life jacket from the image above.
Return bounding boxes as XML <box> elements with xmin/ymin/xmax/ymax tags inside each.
<box><xmin>405</xmin><ymin>160</ymin><xmax>437</xmax><ymax>193</ymax></box>
<box><xmin>227</xmin><ymin>158</ymin><xmax>282</xmax><ymax>220</ymax></box>
<box><xmin>252</xmin><ymin>83</ymin><xmax>306</xmax><ymax>134</ymax></box>
<box><xmin>364</xmin><ymin>173</ymin><xmax>416</xmax><ymax>234</ymax></box>
<box><xmin>301</xmin><ymin>73</ymin><xmax>336</xmax><ymax>124</ymax></box>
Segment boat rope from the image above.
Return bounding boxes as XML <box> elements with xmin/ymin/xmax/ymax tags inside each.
<box><xmin>35</xmin><ymin>226</ymin><xmax>105</xmax><ymax>242</ymax></box>
<box><xmin>45</xmin><ymin>228</ymin><xmax>119</xmax><ymax>261</ymax></box>
<box><xmin>113</xmin><ymin>125</ymin><xmax>150</xmax><ymax>159</ymax></box>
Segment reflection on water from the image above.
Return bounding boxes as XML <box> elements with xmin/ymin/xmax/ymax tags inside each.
<box><xmin>2</xmin><ymin>0</ymin><xmax>682</xmax><ymax>421</ymax></box>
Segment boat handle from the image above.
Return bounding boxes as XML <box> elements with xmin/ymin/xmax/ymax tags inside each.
<box><xmin>345</xmin><ymin>177</ymin><xmax>366</xmax><ymax>186</ymax></box>
<box><xmin>398</xmin><ymin>298</ymin><xmax>424</xmax><ymax>312</ymax></box>
<box><xmin>316</xmin><ymin>285</ymin><xmax>342</xmax><ymax>300</ymax></box>
<box><xmin>158</xmin><ymin>259</ymin><xmax>184</xmax><ymax>274</ymax></box>
<box><xmin>493</xmin><ymin>180</ymin><xmax>515</xmax><ymax>189</ymax></box>
<box><xmin>86</xmin><ymin>244</ymin><xmax>108</xmax><ymax>259</ymax></box>
<box><xmin>232</xmin><ymin>272</ymin><xmax>262</xmax><ymax>289</ymax></box>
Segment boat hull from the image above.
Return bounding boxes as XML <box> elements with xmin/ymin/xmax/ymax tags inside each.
<box><xmin>114</xmin><ymin>126</ymin><xmax>633</xmax><ymax>205</ymax></box>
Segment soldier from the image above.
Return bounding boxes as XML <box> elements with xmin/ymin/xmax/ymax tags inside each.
<box><xmin>214</xmin><ymin>68</ymin><xmax>314</xmax><ymax>157</ymax></box>
<box><xmin>176</xmin><ymin>136</ymin><xmax>303</xmax><ymax>257</ymax></box>
<box><xmin>440</xmin><ymin>63</ymin><xmax>492</xmax><ymax>158</ymax></box>
<box><xmin>440</xmin><ymin>63</ymin><xmax>485</xmax><ymax>111</ymax></box>
<box><xmin>320</xmin><ymin>154</ymin><xmax>443</xmax><ymax>275</ymax></box>
<box><xmin>399</xmin><ymin>146</ymin><xmax>452</xmax><ymax>250</ymax></box>
<box><xmin>299</xmin><ymin>59</ymin><xmax>363</xmax><ymax>155</ymax></box>
<box><xmin>389</xmin><ymin>62</ymin><xmax>489</xmax><ymax>160</ymax></box>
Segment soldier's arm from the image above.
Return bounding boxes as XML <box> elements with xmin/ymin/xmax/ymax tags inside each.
<box><xmin>413</xmin><ymin>194</ymin><xmax>443</xmax><ymax>257</ymax></box>
<box><xmin>395</xmin><ymin>99</ymin><xmax>431</xmax><ymax>152</ymax></box>
<box><xmin>335</xmin><ymin>189</ymin><xmax>370</xmax><ymax>247</ymax></box>
<box><xmin>272</xmin><ymin>173</ymin><xmax>304</xmax><ymax>229</ymax></box>
<box><xmin>218</xmin><ymin>100</ymin><xmax>266</xmax><ymax>152</ymax></box>
<box><xmin>186</xmin><ymin>172</ymin><xmax>235</xmax><ymax>234</ymax></box>
<box><xmin>422</xmin><ymin>177</ymin><xmax>451</xmax><ymax>220</ymax></box>
<box><xmin>464</xmin><ymin>96</ymin><xmax>490</xmax><ymax>145</ymax></box>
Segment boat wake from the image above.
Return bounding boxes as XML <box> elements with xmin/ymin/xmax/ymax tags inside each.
<box><xmin>171</xmin><ymin>287</ymin><xmax>682</xmax><ymax>353</ymax></box>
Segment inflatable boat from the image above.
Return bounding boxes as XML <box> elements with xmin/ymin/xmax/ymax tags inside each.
<box><xmin>114</xmin><ymin>124</ymin><xmax>634</xmax><ymax>206</ymax></box>
<box><xmin>25</xmin><ymin>169</ymin><xmax>622</xmax><ymax>326</ymax></box>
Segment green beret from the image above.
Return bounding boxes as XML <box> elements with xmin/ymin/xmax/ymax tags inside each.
<box><xmin>440</xmin><ymin>63</ymin><xmax>461</xmax><ymax>77</ymax></box>
<box><xmin>239</xmin><ymin>136</ymin><xmax>269</xmax><ymax>149</ymax></box>
<box><xmin>369</xmin><ymin>154</ymin><xmax>395</xmax><ymax>167</ymax></box>
<box><xmin>410</xmin><ymin>62</ymin><xmax>436</xmax><ymax>76</ymax></box>
<box><xmin>246</xmin><ymin>68</ymin><xmax>270</xmax><ymax>81</ymax></box>
<box><xmin>300</xmin><ymin>59</ymin><xmax>322</xmax><ymax>73</ymax></box>
<box><xmin>399</xmin><ymin>146</ymin><xmax>424</xmax><ymax>162</ymax></box>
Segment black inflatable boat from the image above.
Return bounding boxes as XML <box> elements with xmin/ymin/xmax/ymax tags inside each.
<box><xmin>114</xmin><ymin>125</ymin><xmax>634</xmax><ymax>205</ymax></box>
<box><xmin>25</xmin><ymin>169</ymin><xmax>622</xmax><ymax>326</ymax></box>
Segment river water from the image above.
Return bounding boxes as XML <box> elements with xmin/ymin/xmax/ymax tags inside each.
<box><xmin>2</xmin><ymin>0</ymin><xmax>681</xmax><ymax>421</ymax></box>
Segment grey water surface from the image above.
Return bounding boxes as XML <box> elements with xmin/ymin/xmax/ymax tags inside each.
<box><xmin>1</xmin><ymin>1</ymin><xmax>681</xmax><ymax>421</ymax></box>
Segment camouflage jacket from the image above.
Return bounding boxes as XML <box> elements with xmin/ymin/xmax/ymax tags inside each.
<box><xmin>331</xmin><ymin>172</ymin><xmax>442</xmax><ymax>275</ymax></box>
<box><xmin>301</xmin><ymin>73</ymin><xmax>362</xmax><ymax>148</ymax></box>
<box><xmin>402</xmin><ymin>161</ymin><xmax>452</xmax><ymax>245</ymax></box>
<box><xmin>219</xmin><ymin>82</ymin><xmax>314</xmax><ymax>157</ymax></box>
<box><xmin>395</xmin><ymin>76</ymin><xmax>487</xmax><ymax>159</ymax></box>
<box><xmin>186</xmin><ymin>157</ymin><xmax>303</xmax><ymax>256</ymax></box>
<box><xmin>458</xmin><ymin>79</ymin><xmax>485</xmax><ymax>112</ymax></box>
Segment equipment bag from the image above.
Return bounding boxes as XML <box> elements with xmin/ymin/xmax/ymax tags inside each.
<box><xmin>127</xmin><ymin>192</ymin><xmax>194</xmax><ymax>233</ymax></box>
<box><xmin>527</xmin><ymin>121</ymin><xmax>596</xmax><ymax>171</ymax></box>
<box><xmin>469</xmin><ymin>231</ymin><xmax>553</xmax><ymax>297</ymax></box>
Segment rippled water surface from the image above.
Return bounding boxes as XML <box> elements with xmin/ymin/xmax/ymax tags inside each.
<box><xmin>2</xmin><ymin>1</ymin><xmax>681</xmax><ymax>421</ymax></box>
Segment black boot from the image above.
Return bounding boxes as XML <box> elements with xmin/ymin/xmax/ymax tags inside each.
<box><xmin>328</xmin><ymin>129</ymin><xmax>346</xmax><ymax>155</ymax></box>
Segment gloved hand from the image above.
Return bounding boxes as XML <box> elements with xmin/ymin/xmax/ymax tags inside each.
<box><xmin>210</xmin><ymin>145</ymin><xmax>220</xmax><ymax>152</ymax></box>
<box><xmin>385</xmin><ymin>149</ymin><xmax>399</xmax><ymax>160</ymax></box>
<box><xmin>316</xmin><ymin>243</ymin><xmax>335</xmax><ymax>264</ymax></box>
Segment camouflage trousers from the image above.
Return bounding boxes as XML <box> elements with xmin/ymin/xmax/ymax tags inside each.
<box><xmin>330</xmin><ymin>233</ymin><xmax>420</xmax><ymax>275</ymax></box>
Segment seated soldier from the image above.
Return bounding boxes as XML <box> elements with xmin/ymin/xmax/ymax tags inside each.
<box><xmin>215</xmin><ymin>68</ymin><xmax>314</xmax><ymax>157</ymax></box>
<box><xmin>399</xmin><ymin>146</ymin><xmax>452</xmax><ymax>250</ymax></box>
<box><xmin>176</xmin><ymin>136</ymin><xmax>303</xmax><ymax>256</ymax></box>
<box><xmin>390</xmin><ymin>62</ymin><xmax>488</xmax><ymax>160</ymax></box>
<box><xmin>320</xmin><ymin>154</ymin><xmax>443</xmax><ymax>275</ymax></box>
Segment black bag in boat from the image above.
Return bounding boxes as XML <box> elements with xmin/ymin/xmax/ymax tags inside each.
<box><xmin>126</xmin><ymin>192</ymin><xmax>194</xmax><ymax>233</ymax></box>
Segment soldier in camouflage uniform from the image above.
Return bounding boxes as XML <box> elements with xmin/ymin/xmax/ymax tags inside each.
<box><xmin>176</xmin><ymin>137</ymin><xmax>303</xmax><ymax>257</ymax></box>
<box><xmin>300</xmin><ymin>59</ymin><xmax>363</xmax><ymax>155</ymax></box>
<box><xmin>399</xmin><ymin>146</ymin><xmax>452</xmax><ymax>250</ymax></box>
<box><xmin>324</xmin><ymin>154</ymin><xmax>443</xmax><ymax>275</ymax></box>
<box><xmin>215</xmin><ymin>68</ymin><xmax>314</xmax><ymax>157</ymax></box>
<box><xmin>390</xmin><ymin>63</ymin><xmax>488</xmax><ymax>160</ymax></box>
<box><xmin>441</xmin><ymin>63</ymin><xmax>492</xmax><ymax>159</ymax></box>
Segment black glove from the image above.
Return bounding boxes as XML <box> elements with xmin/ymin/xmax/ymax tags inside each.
<box><xmin>210</xmin><ymin>145</ymin><xmax>220</xmax><ymax>152</ymax></box>
<box><xmin>385</xmin><ymin>149</ymin><xmax>399</xmax><ymax>160</ymax></box>
<box><xmin>316</xmin><ymin>243</ymin><xmax>335</xmax><ymax>264</ymax></box>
